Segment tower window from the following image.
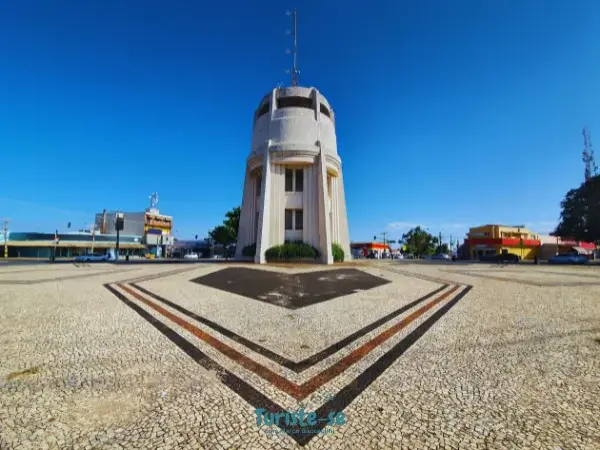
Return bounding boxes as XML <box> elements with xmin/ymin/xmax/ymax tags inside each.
<box><xmin>276</xmin><ymin>96</ymin><xmax>313</xmax><ymax>110</ymax></box>
<box><xmin>320</xmin><ymin>104</ymin><xmax>331</xmax><ymax>119</ymax></box>
<box><xmin>285</xmin><ymin>168</ymin><xmax>304</xmax><ymax>193</ymax></box>
<box><xmin>285</xmin><ymin>209</ymin><xmax>303</xmax><ymax>230</ymax></box>
<box><xmin>255</xmin><ymin>103</ymin><xmax>270</xmax><ymax>120</ymax></box>
<box><xmin>295</xmin><ymin>210</ymin><xmax>303</xmax><ymax>230</ymax></box>
<box><xmin>295</xmin><ymin>169</ymin><xmax>303</xmax><ymax>192</ymax></box>
<box><xmin>256</xmin><ymin>174</ymin><xmax>262</xmax><ymax>197</ymax></box>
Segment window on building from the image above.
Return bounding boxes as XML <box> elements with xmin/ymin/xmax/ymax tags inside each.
<box><xmin>285</xmin><ymin>209</ymin><xmax>293</xmax><ymax>230</ymax></box>
<box><xmin>256</xmin><ymin>175</ymin><xmax>262</xmax><ymax>196</ymax></box>
<box><xmin>295</xmin><ymin>169</ymin><xmax>303</xmax><ymax>192</ymax></box>
<box><xmin>255</xmin><ymin>103</ymin><xmax>269</xmax><ymax>120</ymax></box>
<box><xmin>320</xmin><ymin>103</ymin><xmax>331</xmax><ymax>119</ymax></box>
<box><xmin>285</xmin><ymin>169</ymin><xmax>294</xmax><ymax>192</ymax></box>
<box><xmin>285</xmin><ymin>209</ymin><xmax>303</xmax><ymax>230</ymax></box>
<box><xmin>276</xmin><ymin>96</ymin><xmax>313</xmax><ymax>110</ymax></box>
<box><xmin>285</xmin><ymin>168</ymin><xmax>304</xmax><ymax>193</ymax></box>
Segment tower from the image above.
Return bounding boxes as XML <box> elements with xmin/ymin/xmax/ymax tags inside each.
<box><xmin>235</xmin><ymin>87</ymin><xmax>351</xmax><ymax>264</ymax></box>
<box><xmin>235</xmin><ymin>11</ymin><xmax>350</xmax><ymax>264</ymax></box>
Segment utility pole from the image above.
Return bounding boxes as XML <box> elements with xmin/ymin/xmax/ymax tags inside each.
<box><xmin>374</xmin><ymin>232</ymin><xmax>389</xmax><ymax>258</ymax></box>
<box><xmin>53</xmin><ymin>229</ymin><xmax>59</xmax><ymax>262</ymax></box>
<box><xmin>91</xmin><ymin>224</ymin><xmax>97</xmax><ymax>253</ymax></box>
<box><xmin>1</xmin><ymin>218</ymin><xmax>9</xmax><ymax>259</ymax></box>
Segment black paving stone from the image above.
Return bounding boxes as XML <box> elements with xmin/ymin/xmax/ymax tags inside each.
<box><xmin>191</xmin><ymin>267</ymin><xmax>391</xmax><ymax>309</ymax></box>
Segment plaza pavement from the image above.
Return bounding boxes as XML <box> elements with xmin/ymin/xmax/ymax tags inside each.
<box><xmin>0</xmin><ymin>261</ymin><xmax>599</xmax><ymax>450</ymax></box>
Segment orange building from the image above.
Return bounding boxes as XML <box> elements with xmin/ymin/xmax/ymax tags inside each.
<box><xmin>350</xmin><ymin>242</ymin><xmax>391</xmax><ymax>258</ymax></box>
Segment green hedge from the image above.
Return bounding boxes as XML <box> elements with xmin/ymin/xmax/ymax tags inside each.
<box><xmin>332</xmin><ymin>243</ymin><xmax>345</xmax><ymax>262</ymax></box>
<box><xmin>265</xmin><ymin>241</ymin><xmax>319</xmax><ymax>261</ymax></box>
<box><xmin>242</xmin><ymin>243</ymin><xmax>256</xmax><ymax>257</ymax></box>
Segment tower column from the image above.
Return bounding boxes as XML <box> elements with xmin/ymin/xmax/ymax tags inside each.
<box><xmin>255</xmin><ymin>148</ymin><xmax>272</xmax><ymax>264</ymax></box>
<box><xmin>317</xmin><ymin>145</ymin><xmax>333</xmax><ymax>264</ymax></box>
<box><xmin>235</xmin><ymin>164</ymin><xmax>255</xmax><ymax>258</ymax></box>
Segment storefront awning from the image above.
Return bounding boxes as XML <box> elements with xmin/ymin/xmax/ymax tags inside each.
<box><xmin>5</xmin><ymin>241</ymin><xmax>146</xmax><ymax>249</ymax></box>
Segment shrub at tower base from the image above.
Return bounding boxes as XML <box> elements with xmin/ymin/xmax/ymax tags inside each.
<box><xmin>265</xmin><ymin>242</ymin><xmax>319</xmax><ymax>262</ymax></box>
<box><xmin>332</xmin><ymin>243</ymin><xmax>345</xmax><ymax>262</ymax></box>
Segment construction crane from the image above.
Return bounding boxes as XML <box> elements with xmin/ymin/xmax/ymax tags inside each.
<box><xmin>582</xmin><ymin>127</ymin><xmax>598</xmax><ymax>181</ymax></box>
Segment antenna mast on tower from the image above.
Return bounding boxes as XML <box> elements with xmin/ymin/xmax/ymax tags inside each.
<box><xmin>285</xmin><ymin>9</ymin><xmax>299</xmax><ymax>87</ymax></box>
<box><xmin>582</xmin><ymin>127</ymin><xmax>598</xmax><ymax>181</ymax></box>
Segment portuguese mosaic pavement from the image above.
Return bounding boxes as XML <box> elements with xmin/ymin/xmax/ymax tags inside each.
<box><xmin>1</xmin><ymin>261</ymin><xmax>599</xmax><ymax>449</ymax></box>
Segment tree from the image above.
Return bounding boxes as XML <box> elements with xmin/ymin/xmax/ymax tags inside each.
<box><xmin>223</xmin><ymin>206</ymin><xmax>240</xmax><ymax>238</ymax></box>
<box><xmin>436</xmin><ymin>243</ymin><xmax>450</xmax><ymax>254</ymax></box>
<box><xmin>401</xmin><ymin>226</ymin><xmax>437</xmax><ymax>257</ymax></box>
<box><xmin>208</xmin><ymin>206</ymin><xmax>241</xmax><ymax>259</ymax></box>
<box><xmin>554</xmin><ymin>175</ymin><xmax>600</xmax><ymax>242</ymax></box>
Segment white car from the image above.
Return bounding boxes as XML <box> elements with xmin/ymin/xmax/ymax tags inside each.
<box><xmin>184</xmin><ymin>253</ymin><xmax>199</xmax><ymax>260</ymax></box>
<box><xmin>74</xmin><ymin>253</ymin><xmax>110</xmax><ymax>262</ymax></box>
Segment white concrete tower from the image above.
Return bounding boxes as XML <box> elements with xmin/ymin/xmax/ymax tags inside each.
<box><xmin>235</xmin><ymin>86</ymin><xmax>351</xmax><ymax>264</ymax></box>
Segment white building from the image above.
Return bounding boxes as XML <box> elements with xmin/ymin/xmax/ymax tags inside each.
<box><xmin>235</xmin><ymin>86</ymin><xmax>351</xmax><ymax>264</ymax></box>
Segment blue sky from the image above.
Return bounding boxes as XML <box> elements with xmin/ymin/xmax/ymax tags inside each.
<box><xmin>1</xmin><ymin>0</ymin><xmax>599</xmax><ymax>243</ymax></box>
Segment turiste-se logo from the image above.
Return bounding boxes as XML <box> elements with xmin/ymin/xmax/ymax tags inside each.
<box><xmin>254</xmin><ymin>402</ymin><xmax>346</xmax><ymax>435</ymax></box>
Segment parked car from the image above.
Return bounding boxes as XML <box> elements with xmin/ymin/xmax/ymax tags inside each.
<box><xmin>430</xmin><ymin>253</ymin><xmax>451</xmax><ymax>260</ymax></box>
<box><xmin>74</xmin><ymin>253</ymin><xmax>110</xmax><ymax>262</ymax></box>
<box><xmin>480</xmin><ymin>253</ymin><xmax>520</xmax><ymax>263</ymax></box>
<box><xmin>184</xmin><ymin>253</ymin><xmax>199</xmax><ymax>260</ymax></box>
<box><xmin>548</xmin><ymin>253</ymin><xmax>589</xmax><ymax>265</ymax></box>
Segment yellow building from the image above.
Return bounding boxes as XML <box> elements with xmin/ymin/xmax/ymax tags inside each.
<box><xmin>466</xmin><ymin>224</ymin><xmax>541</xmax><ymax>260</ymax></box>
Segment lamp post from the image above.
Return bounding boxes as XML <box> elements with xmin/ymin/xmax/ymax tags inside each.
<box><xmin>115</xmin><ymin>212</ymin><xmax>124</xmax><ymax>262</ymax></box>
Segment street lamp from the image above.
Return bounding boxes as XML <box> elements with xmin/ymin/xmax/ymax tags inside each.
<box><xmin>115</xmin><ymin>212</ymin><xmax>124</xmax><ymax>262</ymax></box>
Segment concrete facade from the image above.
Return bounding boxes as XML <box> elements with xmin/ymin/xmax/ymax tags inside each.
<box><xmin>235</xmin><ymin>86</ymin><xmax>351</xmax><ymax>264</ymax></box>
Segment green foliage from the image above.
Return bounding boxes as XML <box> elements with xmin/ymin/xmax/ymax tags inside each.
<box><xmin>401</xmin><ymin>226</ymin><xmax>437</xmax><ymax>257</ymax></box>
<box><xmin>208</xmin><ymin>225</ymin><xmax>234</xmax><ymax>249</ymax></box>
<box><xmin>208</xmin><ymin>206</ymin><xmax>241</xmax><ymax>258</ymax></box>
<box><xmin>242</xmin><ymin>243</ymin><xmax>256</xmax><ymax>257</ymax></box>
<box><xmin>224</xmin><ymin>207</ymin><xmax>241</xmax><ymax>238</ymax></box>
<box><xmin>265</xmin><ymin>241</ymin><xmax>319</xmax><ymax>261</ymax></box>
<box><xmin>435</xmin><ymin>243</ymin><xmax>450</xmax><ymax>254</ymax></box>
<box><xmin>332</xmin><ymin>243</ymin><xmax>345</xmax><ymax>262</ymax></box>
<box><xmin>555</xmin><ymin>175</ymin><xmax>600</xmax><ymax>242</ymax></box>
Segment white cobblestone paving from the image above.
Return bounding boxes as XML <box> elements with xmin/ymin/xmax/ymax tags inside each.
<box><xmin>0</xmin><ymin>261</ymin><xmax>599</xmax><ymax>449</ymax></box>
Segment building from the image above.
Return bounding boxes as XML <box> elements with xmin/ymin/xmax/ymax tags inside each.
<box><xmin>235</xmin><ymin>86</ymin><xmax>351</xmax><ymax>264</ymax></box>
<box><xmin>464</xmin><ymin>224</ymin><xmax>597</xmax><ymax>260</ymax></box>
<box><xmin>0</xmin><ymin>231</ymin><xmax>145</xmax><ymax>259</ymax></box>
<box><xmin>465</xmin><ymin>224</ymin><xmax>541</xmax><ymax>260</ymax></box>
<box><xmin>350</xmin><ymin>242</ymin><xmax>391</xmax><ymax>259</ymax></box>
<box><xmin>538</xmin><ymin>235</ymin><xmax>596</xmax><ymax>260</ymax></box>
<box><xmin>95</xmin><ymin>195</ymin><xmax>174</xmax><ymax>256</ymax></box>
